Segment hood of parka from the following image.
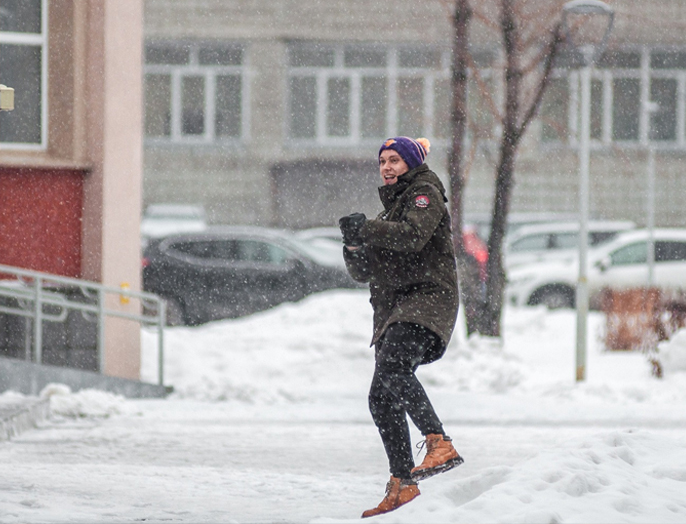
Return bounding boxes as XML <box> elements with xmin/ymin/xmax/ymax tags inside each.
<box><xmin>378</xmin><ymin>164</ymin><xmax>448</xmax><ymax>211</ymax></box>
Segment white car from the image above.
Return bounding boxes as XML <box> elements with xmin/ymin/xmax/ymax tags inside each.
<box><xmin>505</xmin><ymin>220</ymin><xmax>636</xmax><ymax>269</ymax></box>
<box><xmin>293</xmin><ymin>227</ymin><xmax>345</xmax><ymax>268</ymax></box>
<box><xmin>465</xmin><ymin>212</ymin><xmax>579</xmax><ymax>244</ymax></box>
<box><xmin>294</xmin><ymin>227</ymin><xmax>342</xmax><ymax>244</ymax></box>
<box><xmin>507</xmin><ymin>228</ymin><xmax>686</xmax><ymax>309</ymax></box>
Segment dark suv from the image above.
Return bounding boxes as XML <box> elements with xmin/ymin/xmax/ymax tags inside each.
<box><xmin>143</xmin><ymin>226</ymin><xmax>360</xmax><ymax>325</ymax></box>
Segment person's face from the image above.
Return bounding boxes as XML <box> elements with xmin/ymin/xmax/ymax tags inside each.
<box><xmin>379</xmin><ymin>150</ymin><xmax>409</xmax><ymax>186</ymax></box>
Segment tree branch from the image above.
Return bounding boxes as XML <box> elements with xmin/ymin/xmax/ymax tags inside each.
<box><xmin>520</xmin><ymin>39</ymin><xmax>556</xmax><ymax>77</ymax></box>
<box><xmin>520</xmin><ymin>1</ymin><xmax>566</xmax><ymax>49</ymax></box>
<box><xmin>472</xmin><ymin>5</ymin><xmax>501</xmax><ymax>31</ymax></box>
<box><xmin>517</xmin><ymin>21</ymin><xmax>564</xmax><ymax>137</ymax></box>
<box><xmin>466</xmin><ymin>53</ymin><xmax>503</xmax><ymax>124</ymax></box>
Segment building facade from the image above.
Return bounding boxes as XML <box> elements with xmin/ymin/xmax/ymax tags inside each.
<box><xmin>0</xmin><ymin>0</ymin><xmax>143</xmax><ymax>380</ymax></box>
<box><xmin>142</xmin><ymin>0</ymin><xmax>686</xmax><ymax>230</ymax></box>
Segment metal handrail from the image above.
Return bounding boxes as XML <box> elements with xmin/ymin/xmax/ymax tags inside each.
<box><xmin>0</xmin><ymin>263</ymin><xmax>167</xmax><ymax>386</ymax></box>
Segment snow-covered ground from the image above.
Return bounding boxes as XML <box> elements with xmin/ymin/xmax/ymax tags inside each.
<box><xmin>2</xmin><ymin>289</ymin><xmax>686</xmax><ymax>523</ymax></box>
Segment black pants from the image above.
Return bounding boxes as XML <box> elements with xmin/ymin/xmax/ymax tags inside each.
<box><xmin>369</xmin><ymin>322</ymin><xmax>446</xmax><ymax>480</ymax></box>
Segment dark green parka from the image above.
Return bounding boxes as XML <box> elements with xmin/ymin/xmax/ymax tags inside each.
<box><xmin>343</xmin><ymin>164</ymin><xmax>459</xmax><ymax>346</ymax></box>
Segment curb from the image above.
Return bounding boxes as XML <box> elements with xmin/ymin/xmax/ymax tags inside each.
<box><xmin>0</xmin><ymin>357</ymin><xmax>171</xmax><ymax>398</ymax></box>
<box><xmin>0</xmin><ymin>397</ymin><xmax>51</xmax><ymax>442</ymax></box>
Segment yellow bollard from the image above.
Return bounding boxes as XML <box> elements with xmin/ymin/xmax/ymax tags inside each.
<box><xmin>120</xmin><ymin>282</ymin><xmax>130</xmax><ymax>305</ymax></box>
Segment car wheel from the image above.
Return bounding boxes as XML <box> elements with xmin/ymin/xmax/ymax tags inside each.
<box><xmin>530</xmin><ymin>286</ymin><xmax>575</xmax><ymax>309</ymax></box>
<box><xmin>164</xmin><ymin>297</ymin><xmax>186</xmax><ymax>326</ymax></box>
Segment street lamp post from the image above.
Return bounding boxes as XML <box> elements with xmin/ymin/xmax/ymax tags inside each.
<box><xmin>647</xmin><ymin>146</ymin><xmax>656</xmax><ymax>286</ymax></box>
<box><xmin>576</xmin><ymin>51</ymin><xmax>592</xmax><ymax>382</ymax></box>
<box><xmin>644</xmin><ymin>101</ymin><xmax>660</xmax><ymax>287</ymax></box>
<box><xmin>562</xmin><ymin>0</ymin><xmax>614</xmax><ymax>382</ymax></box>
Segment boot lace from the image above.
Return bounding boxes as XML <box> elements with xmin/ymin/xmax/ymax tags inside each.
<box><xmin>415</xmin><ymin>439</ymin><xmax>427</xmax><ymax>457</ymax></box>
<box><xmin>384</xmin><ymin>480</ymin><xmax>393</xmax><ymax>494</ymax></box>
<box><xmin>415</xmin><ymin>437</ymin><xmax>438</xmax><ymax>457</ymax></box>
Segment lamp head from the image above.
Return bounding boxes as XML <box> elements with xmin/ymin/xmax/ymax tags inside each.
<box><xmin>562</xmin><ymin>0</ymin><xmax>615</xmax><ymax>66</ymax></box>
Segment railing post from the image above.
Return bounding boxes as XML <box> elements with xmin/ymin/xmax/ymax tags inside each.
<box><xmin>24</xmin><ymin>317</ymin><xmax>31</xmax><ymax>361</ymax></box>
<box><xmin>33</xmin><ymin>277</ymin><xmax>43</xmax><ymax>364</ymax></box>
<box><xmin>158</xmin><ymin>299</ymin><xmax>166</xmax><ymax>386</ymax></box>
<box><xmin>97</xmin><ymin>287</ymin><xmax>106</xmax><ymax>374</ymax></box>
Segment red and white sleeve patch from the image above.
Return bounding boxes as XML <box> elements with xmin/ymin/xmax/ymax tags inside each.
<box><xmin>415</xmin><ymin>195</ymin><xmax>430</xmax><ymax>208</ymax></box>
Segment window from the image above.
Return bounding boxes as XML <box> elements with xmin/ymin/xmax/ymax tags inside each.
<box><xmin>169</xmin><ymin>241</ymin><xmax>218</xmax><ymax>259</ymax></box>
<box><xmin>169</xmin><ymin>239</ymin><xmax>289</xmax><ymax>265</ymax></box>
<box><xmin>287</xmin><ymin>43</ymin><xmax>450</xmax><ymax>145</ymax></box>
<box><xmin>610</xmin><ymin>242</ymin><xmax>647</xmax><ymax>266</ymax></box>
<box><xmin>0</xmin><ymin>0</ymin><xmax>46</xmax><ymax>148</ymax></box>
<box><xmin>612</xmin><ymin>78</ymin><xmax>640</xmax><ymax>141</ymax></box>
<box><xmin>144</xmin><ymin>42</ymin><xmax>246</xmax><ymax>143</ymax></box>
<box><xmin>510</xmin><ymin>234</ymin><xmax>550</xmax><ymax>252</ymax></box>
<box><xmin>554</xmin><ymin>233</ymin><xmax>578</xmax><ymax>249</ymax></box>
<box><xmin>655</xmin><ymin>241</ymin><xmax>686</xmax><ymax>263</ymax></box>
<box><xmin>236</xmin><ymin>241</ymin><xmax>288</xmax><ymax>264</ymax></box>
<box><xmin>541</xmin><ymin>78</ymin><xmax>570</xmax><ymax>143</ymax></box>
<box><xmin>650</xmin><ymin>78</ymin><xmax>678</xmax><ymax>141</ymax></box>
<box><xmin>542</xmin><ymin>47</ymin><xmax>686</xmax><ymax>149</ymax></box>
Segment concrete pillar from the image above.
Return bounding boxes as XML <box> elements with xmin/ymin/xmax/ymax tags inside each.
<box><xmin>81</xmin><ymin>0</ymin><xmax>143</xmax><ymax>380</ymax></box>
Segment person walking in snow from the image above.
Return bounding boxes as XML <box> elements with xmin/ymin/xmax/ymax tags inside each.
<box><xmin>339</xmin><ymin>136</ymin><xmax>463</xmax><ymax>518</ymax></box>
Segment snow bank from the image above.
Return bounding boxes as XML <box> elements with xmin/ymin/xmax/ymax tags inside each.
<box><xmin>141</xmin><ymin>289</ymin><xmax>686</xmax><ymax>410</ymax></box>
<box><xmin>141</xmin><ymin>290</ymin><xmax>375</xmax><ymax>403</ymax></box>
<box><xmin>40</xmin><ymin>384</ymin><xmax>131</xmax><ymax>418</ymax></box>
<box><xmin>0</xmin><ymin>389</ymin><xmax>28</xmax><ymax>404</ymax></box>
<box><xmin>419</xmin><ymin>335</ymin><xmax>525</xmax><ymax>394</ymax></box>
<box><xmin>359</xmin><ymin>430</ymin><xmax>686</xmax><ymax>524</ymax></box>
<box><xmin>141</xmin><ymin>289</ymin><xmax>529</xmax><ymax>403</ymax></box>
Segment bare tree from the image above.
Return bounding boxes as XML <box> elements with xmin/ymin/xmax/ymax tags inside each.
<box><xmin>447</xmin><ymin>0</ymin><xmax>485</xmax><ymax>336</ymax></box>
<box><xmin>446</xmin><ymin>0</ymin><xmax>565</xmax><ymax>336</ymax></box>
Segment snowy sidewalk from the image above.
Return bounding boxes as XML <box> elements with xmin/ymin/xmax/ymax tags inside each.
<box><xmin>1</xmin><ymin>397</ymin><xmax>685</xmax><ymax>523</ymax></box>
<box><xmin>1</xmin><ymin>290</ymin><xmax>686</xmax><ymax>523</ymax></box>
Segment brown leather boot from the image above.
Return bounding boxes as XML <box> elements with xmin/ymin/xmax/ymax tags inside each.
<box><xmin>361</xmin><ymin>476</ymin><xmax>420</xmax><ymax>518</ymax></box>
<box><xmin>411</xmin><ymin>434</ymin><xmax>464</xmax><ymax>482</ymax></box>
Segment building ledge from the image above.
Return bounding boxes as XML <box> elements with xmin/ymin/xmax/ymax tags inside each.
<box><xmin>0</xmin><ymin>153</ymin><xmax>92</xmax><ymax>172</ymax></box>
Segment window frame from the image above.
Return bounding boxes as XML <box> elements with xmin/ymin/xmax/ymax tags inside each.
<box><xmin>286</xmin><ymin>43</ymin><xmax>452</xmax><ymax>147</ymax></box>
<box><xmin>0</xmin><ymin>0</ymin><xmax>48</xmax><ymax>150</ymax></box>
<box><xmin>544</xmin><ymin>46</ymin><xmax>686</xmax><ymax>151</ymax></box>
<box><xmin>143</xmin><ymin>41</ymin><xmax>249</xmax><ymax>145</ymax></box>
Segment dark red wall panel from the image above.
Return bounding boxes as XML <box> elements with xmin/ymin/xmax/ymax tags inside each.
<box><xmin>0</xmin><ymin>168</ymin><xmax>85</xmax><ymax>277</ymax></box>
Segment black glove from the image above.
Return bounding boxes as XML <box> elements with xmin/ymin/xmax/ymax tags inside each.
<box><xmin>338</xmin><ymin>213</ymin><xmax>367</xmax><ymax>247</ymax></box>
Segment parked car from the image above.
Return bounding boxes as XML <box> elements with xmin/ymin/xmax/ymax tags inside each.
<box><xmin>506</xmin><ymin>229</ymin><xmax>686</xmax><ymax>309</ymax></box>
<box><xmin>142</xmin><ymin>226</ymin><xmax>362</xmax><ymax>325</ymax></box>
<box><xmin>294</xmin><ymin>227</ymin><xmax>342</xmax><ymax>244</ymax></box>
<box><xmin>465</xmin><ymin>212</ymin><xmax>579</xmax><ymax>243</ymax></box>
<box><xmin>505</xmin><ymin>220</ymin><xmax>636</xmax><ymax>269</ymax></box>
<box><xmin>141</xmin><ymin>204</ymin><xmax>207</xmax><ymax>249</ymax></box>
<box><xmin>293</xmin><ymin>227</ymin><xmax>346</xmax><ymax>268</ymax></box>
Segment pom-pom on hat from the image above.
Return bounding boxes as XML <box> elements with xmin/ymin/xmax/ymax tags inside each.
<box><xmin>378</xmin><ymin>137</ymin><xmax>431</xmax><ymax>171</ymax></box>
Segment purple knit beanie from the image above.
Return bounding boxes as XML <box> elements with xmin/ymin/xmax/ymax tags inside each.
<box><xmin>378</xmin><ymin>137</ymin><xmax>431</xmax><ymax>170</ymax></box>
